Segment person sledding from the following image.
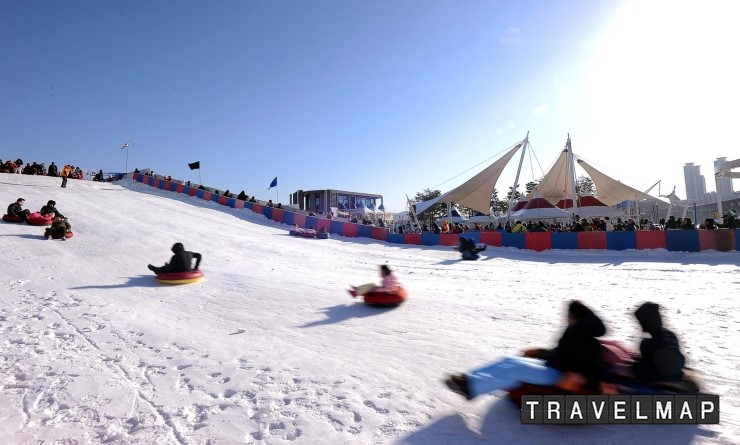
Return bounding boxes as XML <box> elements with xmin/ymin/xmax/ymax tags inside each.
<box><xmin>445</xmin><ymin>300</ymin><xmax>606</xmax><ymax>400</ymax></box>
<box><xmin>6</xmin><ymin>198</ymin><xmax>31</xmax><ymax>222</ymax></box>
<box><xmin>348</xmin><ymin>265</ymin><xmax>401</xmax><ymax>298</ymax></box>
<box><xmin>44</xmin><ymin>215</ymin><xmax>72</xmax><ymax>240</ymax></box>
<box><xmin>39</xmin><ymin>200</ymin><xmax>66</xmax><ymax>219</ymax></box>
<box><xmin>147</xmin><ymin>243</ymin><xmax>202</xmax><ymax>274</ymax></box>
<box><xmin>456</xmin><ymin>236</ymin><xmax>486</xmax><ymax>260</ymax></box>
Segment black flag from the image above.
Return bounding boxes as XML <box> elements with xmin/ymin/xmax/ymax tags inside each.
<box><xmin>188</xmin><ymin>161</ymin><xmax>200</xmax><ymax>170</ymax></box>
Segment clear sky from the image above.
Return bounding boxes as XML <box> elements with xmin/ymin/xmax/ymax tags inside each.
<box><xmin>2</xmin><ymin>0</ymin><xmax>738</xmax><ymax>211</ymax></box>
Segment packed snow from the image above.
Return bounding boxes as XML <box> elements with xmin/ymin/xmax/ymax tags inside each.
<box><xmin>1</xmin><ymin>174</ymin><xmax>738</xmax><ymax>445</ymax></box>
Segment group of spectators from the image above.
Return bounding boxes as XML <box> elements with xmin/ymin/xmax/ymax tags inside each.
<box><xmin>392</xmin><ymin>211</ymin><xmax>740</xmax><ymax>235</ymax></box>
<box><xmin>1</xmin><ymin>158</ymin><xmax>86</xmax><ymax>180</ymax></box>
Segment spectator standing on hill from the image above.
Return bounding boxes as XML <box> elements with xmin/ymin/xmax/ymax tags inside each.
<box><xmin>60</xmin><ymin>164</ymin><xmax>72</xmax><ymax>188</ymax></box>
<box><xmin>47</xmin><ymin>162</ymin><xmax>58</xmax><ymax>176</ymax></box>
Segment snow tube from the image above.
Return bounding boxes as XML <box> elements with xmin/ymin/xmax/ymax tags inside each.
<box><xmin>461</xmin><ymin>251</ymin><xmax>480</xmax><ymax>260</ymax></box>
<box><xmin>155</xmin><ymin>270</ymin><xmax>204</xmax><ymax>285</ymax></box>
<box><xmin>316</xmin><ymin>232</ymin><xmax>330</xmax><ymax>239</ymax></box>
<box><xmin>27</xmin><ymin>213</ymin><xmax>53</xmax><ymax>226</ymax></box>
<box><xmin>50</xmin><ymin>231</ymin><xmax>74</xmax><ymax>240</ymax></box>
<box><xmin>364</xmin><ymin>288</ymin><xmax>408</xmax><ymax>306</ymax></box>
<box><xmin>301</xmin><ymin>230</ymin><xmax>317</xmax><ymax>238</ymax></box>
<box><xmin>2</xmin><ymin>214</ymin><xmax>24</xmax><ymax>223</ymax></box>
<box><xmin>289</xmin><ymin>229</ymin><xmax>305</xmax><ymax>236</ymax></box>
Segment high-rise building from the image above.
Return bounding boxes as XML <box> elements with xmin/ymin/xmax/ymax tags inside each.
<box><xmin>714</xmin><ymin>157</ymin><xmax>736</xmax><ymax>199</ymax></box>
<box><xmin>683</xmin><ymin>163</ymin><xmax>707</xmax><ymax>202</ymax></box>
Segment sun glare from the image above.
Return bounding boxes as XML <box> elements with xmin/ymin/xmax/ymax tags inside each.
<box><xmin>585</xmin><ymin>1</ymin><xmax>740</xmax><ymax>158</ymax></box>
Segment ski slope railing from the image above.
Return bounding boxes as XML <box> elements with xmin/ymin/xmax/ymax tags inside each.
<box><xmin>132</xmin><ymin>174</ymin><xmax>740</xmax><ymax>253</ymax></box>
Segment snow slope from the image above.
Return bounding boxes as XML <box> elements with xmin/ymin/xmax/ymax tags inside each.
<box><xmin>1</xmin><ymin>174</ymin><xmax>738</xmax><ymax>445</ymax></box>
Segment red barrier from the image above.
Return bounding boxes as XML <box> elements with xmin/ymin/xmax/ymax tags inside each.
<box><xmin>152</xmin><ymin>178</ymin><xmax>160</xmax><ymax>188</ymax></box>
<box><xmin>188</xmin><ymin>187</ymin><xmax>197</xmax><ymax>196</ymax></box>
<box><xmin>439</xmin><ymin>233</ymin><xmax>459</xmax><ymax>246</ymax></box>
<box><xmin>525</xmin><ymin>232</ymin><xmax>552</xmax><ymax>251</ymax></box>
<box><xmin>269</xmin><ymin>208</ymin><xmax>282</xmax><ymax>223</ymax></box>
<box><xmin>234</xmin><ymin>200</ymin><xmax>244</xmax><ymax>209</ymax></box>
<box><xmin>404</xmin><ymin>233</ymin><xmax>422</xmax><ymax>245</ymax></box>
<box><xmin>343</xmin><ymin>223</ymin><xmax>358</xmax><ymax>237</ymax></box>
<box><xmin>293</xmin><ymin>213</ymin><xmax>306</xmax><ymax>228</ymax></box>
<box><xmin>175</xmin><ymin>183</ymin><xmax>184</xmax><ymax>193</ymax></box>
<box><xmin>252</xmin><ymin>203</ymin><xmax>263</xmax><ymax>214</ymax></box>
<box><xmin>316</xmin><ymin>218</ymin><xmax>331</xmax><ymax>232</ymax></box>
<box><xmin>217</xmin><ymin>195</ymin><xmax>227</xmax><ymax>206</ymax></box>
<box><xmin>699</xmin><ymin>229</ymin><xmax>735</xmax><ymax>252</ymax></box>
<box><xmin>202</xmin><ymin>191</ymin><xmax>212</xmax><ymax>202</ymax></box>
<box><xmin>371</xmin><ymin>227</ymin><xmax>388</xmax><ymax>241</ymax></box>
<box><xmin>636</xmin><ymin>231</ymin><xmax>666</xmax><ymax>250</ymax></box>
<box><xmin>578</xmin><ymin>232</ymin><xmax>607</xmax><ymax>250</ymax></box>
<box><xmin>479</xmin><ymin>231</ymin><xmax>502</xmax><ymax>247</ymax></box>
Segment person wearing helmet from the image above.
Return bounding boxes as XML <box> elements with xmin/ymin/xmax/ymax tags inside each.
<box><xmin>147</xmin><ymin>243</ymin><xmax>202</xmax><ymax>274</ymax></box>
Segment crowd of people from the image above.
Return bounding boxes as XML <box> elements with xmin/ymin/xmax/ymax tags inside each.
<box><xmin>394</xmin><ymin>211</ymin><xmax>740</xmax><ymax>235</ymax></box>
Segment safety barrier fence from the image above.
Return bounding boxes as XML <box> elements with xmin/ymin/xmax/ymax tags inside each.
<box><xmin>133</xmin><ymin>174</ymin><xmax>739</xmax><ymax>252</ymax></box>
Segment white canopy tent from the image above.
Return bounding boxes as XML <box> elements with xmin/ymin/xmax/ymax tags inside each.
<box><xmin>413</xmin><ymin>140</ymin><xmax>524</xmax><ymax>216</ymax></box>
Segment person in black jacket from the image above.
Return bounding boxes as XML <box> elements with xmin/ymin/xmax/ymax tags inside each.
<box><xmin>39</xmin><ymin>200</ymin><xmax>65</xmax><ymax>219</ymax></box>
<box><xmin>446</xmin><ymin>300</ymin><xmax>606</xmax><ymax>399</ymax></box>
<box><xmin>457</xmin><ymin>236</ymin><xmax>486</xmax><ymax>260</ymax></box>
<box><xmin>632</xmin><ymin>302</ymin><xmax>685</xmax><ymax>383</ymax></box>
<box><xmin>7</xmin><ymin>198</ymin><xmax>31</xmax><ymax>221</ymax></box>
<box><xmin>147</xmin><ymin>243</ymin><xmax>202</xmax><ymax>274</ymax></box>
<box><xmin>47</xmin><ymin>162</ymin><xmax>58</xmax><ymax>177</ymax></box>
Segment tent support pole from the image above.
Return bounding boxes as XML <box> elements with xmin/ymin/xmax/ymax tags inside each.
<box><xmin>505</xmin><ymin>132</ymin><xmax>529</xmax><ymax>224</ymax></box>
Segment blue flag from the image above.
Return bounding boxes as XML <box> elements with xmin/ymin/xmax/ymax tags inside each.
<box><xmin>268</xmin><ymin>177</ymin><xmax>278</xmax><ymax>189</ymax></box>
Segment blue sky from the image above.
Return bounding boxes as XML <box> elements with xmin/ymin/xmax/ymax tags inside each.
<box><xmin>2</xmin><ymin>0</ymin><xmax>738</xmax><ymax>211</ymax></box>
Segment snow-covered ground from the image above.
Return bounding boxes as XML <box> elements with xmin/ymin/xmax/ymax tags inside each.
<box><xmin>1</xmin><ymin>174</ymin><xmax>738</xmax><ymax>445</ymax></box>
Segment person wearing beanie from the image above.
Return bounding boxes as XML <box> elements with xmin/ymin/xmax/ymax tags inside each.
<box><xmin>147</xmin><ymin>243</ymin><xmax>202</xmax><ymax>274</ymax></box>
<box><xmin>632</xmin><ymin>302</ymin><xmax>685</xmax><ymax>383</ymax></box>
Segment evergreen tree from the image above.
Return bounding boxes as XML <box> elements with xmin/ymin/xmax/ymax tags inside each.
<box><xmin>576</xmin><ymin>176</ymin><xmax>596</xmax><ymax>196</ymax></box>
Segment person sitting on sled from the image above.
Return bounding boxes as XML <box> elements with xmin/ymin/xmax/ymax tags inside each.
<box><xmin>147</xmin><ymin>243</ymin><xmax>202</xmax><ymax>274</ymax></box>
<box><xmin>632</xmin><ymin>302</ymin><xmax>685</xmax><ymax>383</ymax></box>
<box><xmin>446</xmin><ymin>300</ymin><xmax>606</xmax><ymax>400</ymax></box>
<box><xmin>7</xmin><ymin>198</ymin><xmax>31</xmax><ymax>221</ymax></box>
<box><xmin>349</xmin><ymin>265</ymin><xmax>401</xmax><ymax>298</ymax></box>
<box><xmin>458</xmin><ymin>236</ymin><xmax>486</xmax><ymax>260</ymax></box>
<box><xmin>45</xmin><ymin>215</ymin><xmax>72</xmax><ymax>239</ymax></box>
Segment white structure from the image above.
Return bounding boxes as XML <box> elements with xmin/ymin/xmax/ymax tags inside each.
<box><xmin>683</xmin><ymin>163</ymin><xmax>707</xmax><ymax>203</ymax></box>
<box><xmin>714</xmin><ymin>157</ymin><xmax>736</xmax><ymax>199</ymax></box>
<box><xmin>714</xmin><ymin>157</ymin><xmax>740</xmax><ymax>215</ymax></box>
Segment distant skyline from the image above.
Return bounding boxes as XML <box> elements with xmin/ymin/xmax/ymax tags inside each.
<box><xmin>2</xmin><ymin>0</ymin><xmax>738</xmax><ymax>211</ymax></box>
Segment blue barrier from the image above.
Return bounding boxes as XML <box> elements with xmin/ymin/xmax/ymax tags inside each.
<box><xmin>305</xmin><ymin>216</ymin><xmax>318</xmax><ymax>229</ymax></box>
<box><xmin>357</xmin><ymin>224</ymin><xmax>373</xmax><ymax>238</ymax></box>
<box><xmin>244</xmin><ymin>202</ymin><xmax>253</xmax><ymax>210</ymax></box>
<box><xmin>211</xmin><ymin>193</ymin><xmax>220</xmax><ymax>203</ymax></box>
<box><xmin>226</xmin><ymin>198</ymin><xmax>236</xmax><ymax>208</ymax></box>
<box><xmin>282</xmin><ymin>211</ymin><xmax>295</xmax><ymax>226</ymax></box>
<box><xmin>665</xmin><ymin>230</ymin><xmax>700</xmax><ymax>252</ymax></box>
<box><xmin>501</xmin><ymin>233</ymin><xmax>526</xmax><ymax>249</ymax></box>
<box><xmin>387</xmin><ymin>233</ymin><xmax>405</xmax><ymax>244</ymax></box>
<box><xmin>147</xmin><ymin>176</ymin><xmax>155</xmax><ymax>186</ymax></box>
<box><xmin>422</xmin><ymin>232</ymin><xmax>440</xmax><ymax>246</ymax></box>
<box><xmin>550</xmin><ymin>232</ymin><xmax>578</xmax><ymax>250</ymax></box>
<box><xmin>606</xmin><ymin>231</ymin><xmax>637</xmax><ymax>250</ymax></box>
<box><xmin>157</xmin><ymin>180</ymin><xmax>166</xmax><ymax>190</ymax></box>
<box><xmin>461</xmin><ymin>231</ymin><xmax>481</xmax><ymax>243</ymax></box>
<box><xmin>330</xmin><ymin>220</ymin><xmax>344</xmax><ymax>235</ymax></box>
<box><xmin>262</xmin><ymin>206</ymin><xmax>273</xmax><ymax>220</ymax></box>
<box><xmin>736</xmin><ymin>229</ymin><xmax>740</xmax><ymax>251</ymax></box>
<box><xmin>196</xmin><ymin>189</ymin><xmax>205</xmax><ymax>199</ymax></box>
